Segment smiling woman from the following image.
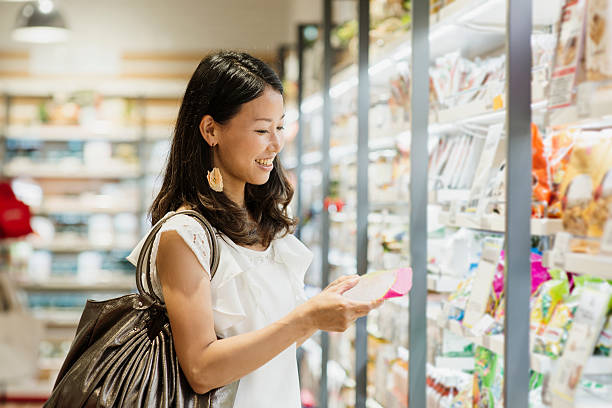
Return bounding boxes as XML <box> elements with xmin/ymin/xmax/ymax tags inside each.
<box><xmin>131</xmin><ymin>50</ymin><xmax>383</xmax><ymax>407</ymax></box>
<box><xmin>150</xmin><ymin>51</ymin><xmax>296</xmax><ymax>249</ymax></box>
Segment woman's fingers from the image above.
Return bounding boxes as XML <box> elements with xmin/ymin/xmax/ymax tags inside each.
<box><xmin>349</xmin><ymin>297</ymin><xmax>385</xmax><ymax>316</ymax></box>
<box><xmin>325</xmin><ymin>274</ymin><xmax>360</xmax><ymax>292</ymax></box>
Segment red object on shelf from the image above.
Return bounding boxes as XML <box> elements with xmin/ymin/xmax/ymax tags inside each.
<box><xmin>300</xmin><ymin>389</ymin><xmax>316</xmax><ymax>408</ymax></box>
<box><xmin>323</xmin><ymin>197</ymin><xmax>345</xmax><ymax>212</ymax></box>
<box><xmin>0</xmin><ymin>182</ymin><xmax>33</xmax><ymax>239</ymax></box>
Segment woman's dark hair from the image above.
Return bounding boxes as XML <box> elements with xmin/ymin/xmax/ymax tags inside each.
<box><xmin>149</xmin><ymin>50</ymin><xmax>297</xmax><ymax>247</ymax></box>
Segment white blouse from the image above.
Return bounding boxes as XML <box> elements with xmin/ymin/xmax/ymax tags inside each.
<box><xmin>126</xmin><ymin>211</ymin><xmax>313</xmax><ymax>408</ymax></box>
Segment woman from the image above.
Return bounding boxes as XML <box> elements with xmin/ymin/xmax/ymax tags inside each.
<box><xmin>126</xmin><ymin>51</ymin><xmax>382</xmax><ymax>407</ymax></box>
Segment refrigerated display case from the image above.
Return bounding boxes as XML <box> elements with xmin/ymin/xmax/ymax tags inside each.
<box><xmin>292</xmin><ymin>0</ymin><xmax>612</xmax><ymax>407</ymax></box>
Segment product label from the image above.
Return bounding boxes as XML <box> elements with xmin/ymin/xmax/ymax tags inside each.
<box><xmin>552</xmin><ymin>231</ymin><xmax>572</xmax><ymax>268</ymax></box>
<box><xmin>550</xmin><ymin>288</ymin><xmax>611</xmax><ymax>407</ymax></box>
<box><xmin>468</xmin><ymin>123</ymin><xmax>504</xmax><ymax>212</ymax></box>
<box><xmin>463</xmin><ymin>238</ymin><xmax>504</xmax><ymax>328</ymax></box>
<box><xmin>548</xmin><ymin>0</ymin><xmax>587</xmax><ymax>110</ymax></box>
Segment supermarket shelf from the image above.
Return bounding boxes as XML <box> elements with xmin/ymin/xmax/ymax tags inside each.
<box><xmin>5</xmin><ymin>125</ymin><xmax>141</xmax><ymax>142</ymax></box>
<box><xmin>330</xmin><ymin>211</ymin><xmax>409</xmax><ymax>224</ymax></box>
<box><xmin>32</xmin><ymin>308</ymin><xmax>83</xmax><ymax>328</ymax></box>
<box><xmin>432</xmin><ymin>317</ymin><xmax>612</xmax><ymax>375</ymax></box>
<box><xmin>435</xmin><ymin>356</ymin><xmax>475</xmax><ymax>371</ymax></box>
<box><xmin>2</xmin><ymin>379</ymin><xmax>52</xmax><ymax>401</ymax></box>
<box><xmin>39</xmin><ymin>357</ymin><xmax>67</xmax><ymax>371</ymax></box>
<box><xmin>542</xmin><ymin>251</ymin><xmax>612</xmax><ymax>280</ymax></box>
<box><xmin>30</xmin><ymin>238</ymin><xmax>136</xmax><ymax>252</ymax></box>
<box><xmin>33</xmin><ymin>202</ymin><xmax>140</xmax><ymax>215</ymax></box>
<box><xmin>297</xmin><ymin>100</ymin><xmax>548</xmax><ymax>169</ymax></box>
<box><xmin>3</xmin><ymin>164</ymin><xmax>142</xmax><ymax>179</ymax></box>
<box><xmin>434</xmin><ymin>99</ymin><xmax>549</xmax><ymax>126</ymax></box>
<box><xmin>145</xmin><ymin>125</ymin><xmax>173</xmax><ymax>141</ymax></box>
<box><xmin>304</xmin><ymin>0</ymin><xmax>559</xmax><ymax>113</ymax></box>
<box><xmin>438</xmin><ymin>211</ymin><xmax>563</xmax><ymax>235</ymax></box>
<box><xmin>0</xmin><ymin>77</ymin><xmax>186</xmax><ymax>98</ymax></box>
<box><xmin>429</xmin><ymin>189</ymin><xmax>471</xmax><ymax>205</ymax></box>
<box><xmin>17</xmin><ymin>276</ymin><xmax>135</xmax><ymax>292</ymax></box>
<box><xmin>427</xmin><ymin>274</ymin><xmax>462</xmax><ymax>293</ymax></box>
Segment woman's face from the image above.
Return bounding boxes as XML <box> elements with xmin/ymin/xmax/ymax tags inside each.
<box><xmin>214</xmin><ymin>86</ymin><xmax>285</xmax><ymax>187</ymax></box>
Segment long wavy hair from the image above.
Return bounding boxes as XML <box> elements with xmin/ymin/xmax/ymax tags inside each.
<box><xmin>149</xmin><ymin>51</ymin><xmax>297</xmax><ymax>247</ymax></box>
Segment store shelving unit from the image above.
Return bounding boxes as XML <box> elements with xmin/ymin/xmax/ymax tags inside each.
<box><xmin>293</xmin><ymin>0</ymin><xmax>612</xmax><ymax>407</ymax></box>
<box><xmin>0</xmin><ymin>90</ymin><xmax>179</xmax><ymax>399</ymax></box>
<box><xmin>542</xmin><ymin>251</ymin><xmax>612</xmax><ymax>281</ymax></box>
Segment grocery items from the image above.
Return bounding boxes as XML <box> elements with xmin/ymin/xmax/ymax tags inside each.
<box><xmin>529</xmin><ymin>270</ymin><xmax>570</xmax><ymax>334</ymax></box>
<box><xmin>473</xmin><ymin>346</ymin><xmax>503</xmax><ymax>407</ymax></box>
<box><xmin>559</xmin><ymin>132</ymin><xmax>608</xmax><ymax>236</ymax></box>
<box><xmin>586</xmin><ymin>0</ymin><xmax>612</xmax><ymax>80</ymax></box>
<box><xmin>532</xmin><ymin>123</ymin><xmax>552</xmax><ymax>218</ymax></box>
<box><xmin>547</xmin><ymin>128</ymin><xmax>577</xmax><ymax>219</ymax></box>
<box><xmin>549</xmin><ymin>0</ymin><xmax>587</xmax><ymax>109</ymax></box>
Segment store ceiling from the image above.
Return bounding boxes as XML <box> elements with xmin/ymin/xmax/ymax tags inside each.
<box><xmin>0</xmin><ymin>0</ymin><xmax>314</xmax><ymax>53</ymax></box>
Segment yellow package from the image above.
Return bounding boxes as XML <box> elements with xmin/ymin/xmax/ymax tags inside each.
<box><xmin>560</xmin><ymin>132</ymin><xmax>612</xmax><ymax>236</ymax></box>
<box><xmin>584</xmin><ymin>130</ymin><xmax>612</xmax><ymax>237</ymax></box>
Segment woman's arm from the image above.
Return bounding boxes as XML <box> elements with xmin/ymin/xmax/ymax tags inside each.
<box><xmin>296</xmin><ymin>328</ymin><xmax>318</xmax><ymax>348</ymax></box>
<box><xmin>157</xmin><ymin>230</ymin><xmax>379</xmax><ymax>394</ymax></box>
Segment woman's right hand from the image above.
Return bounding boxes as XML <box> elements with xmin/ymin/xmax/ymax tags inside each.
<box><xmin>302</xmin><ymin>275</ymin><xmax>384</xmax><ymax>332</ymax></box>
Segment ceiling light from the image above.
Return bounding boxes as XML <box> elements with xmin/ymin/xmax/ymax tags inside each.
<box><xmin>12</xmin><ymin>0</ymin><xmax>70</xmax><ymax>43</ymax></box>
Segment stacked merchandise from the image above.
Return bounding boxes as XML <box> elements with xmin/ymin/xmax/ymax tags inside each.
<box><xmin>292</xmin><ymin>0</ymin><xmax>612</xmax><ymax>405</ymax></box>
<box><xmin>423</xmin><ymin>1</ymin><xmax>612</xmax><ymax>407</ymax></box>
<box><xmin>0</xmin><ymin>91</ymin><xmax>179</xmax><ymax>397</ymax></box>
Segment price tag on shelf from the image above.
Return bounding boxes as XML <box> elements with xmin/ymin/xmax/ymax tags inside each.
<box><xmin>552</xmin><ymin>232</ymin><xmax>571</xmax><ymax>268</ymax></box>
<box><xmin>600</xmin><ymin>219</ymin><xmax>612</xmax><ymax>255</ymax></box>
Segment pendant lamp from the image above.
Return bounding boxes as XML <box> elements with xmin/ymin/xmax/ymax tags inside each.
<box><xmin>12</xmin><ymin>0</ymin><xmax>70</xmax><ymax>43</ymax></box>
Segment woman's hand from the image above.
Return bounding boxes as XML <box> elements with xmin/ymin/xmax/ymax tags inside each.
<box><xmin>301</xmin><ymin>275</ymin><xmax>384</xmax><ymax>332</ymax></box>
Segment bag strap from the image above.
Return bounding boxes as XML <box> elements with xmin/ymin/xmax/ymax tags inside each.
<box><xmin>135</xmin><ymin>209</ymin><xmax>220</xmax><ymax>304</ymax></box>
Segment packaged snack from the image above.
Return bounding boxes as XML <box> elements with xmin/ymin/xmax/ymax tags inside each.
<box><xmin>530</xmin><ymin>270</ymin><xmax>570</xmax><ymax>335</ymax></box>
<box><xmin>533</xmin><ymin>302</ymin><xmax>574</xmax><ymax>358</ymax></box>
<box><xmin>547</xmin><ymin>129</ymin><xmax>576</xmax><ymax>218</ymax></box>
<box><xmin>532</xmin><ymin>123</ymin><xmax>551</xmax><ymax>218</ymax></box>
<box><xmin>473</xmin><ymin>346</ymin><xmax>502</xmax><ymax>407</ymax></box>
<box><xmin>586</xmin><ymin>0</ymin><xmax>612</xmax><ymax>80</ymax></box>
<box><xmin>494</xmin><ymin>250</ymin><xmax>551</xmax><ymax>298</ymax></box>
<box><xmin>559</xmin><ymin>132</ymin><xmax>611</xmax><ymax>235</ymax></box>
<box><xmin>585</xmin><ymin>130</ymin><xmax>612</xmax><ymax>237</ymax></box>
<box><xmin>549</xmin><ymin>0</ymin><xmax>587</xmax><ymax>109</ymax></box>
<box><xmin>446</xmin><ymin>276</ymin><xmax>474</xmax><ymax>322</ymax></box>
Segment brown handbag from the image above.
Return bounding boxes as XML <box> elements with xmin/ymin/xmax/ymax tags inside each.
<box><xmin>44</xmin><ymin>209</ymin><xmax>240</xmax><ymax>407</ymax></box>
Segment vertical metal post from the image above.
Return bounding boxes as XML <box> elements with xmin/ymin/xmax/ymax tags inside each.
<box><xmin>320</xmin><ymin>1</ymin><xmax>332</xmax><ymax>407</ymax></box>
<box><xmin>504</xmin><ymin>0</ymin><xmax>532</xmax><ymax>405</ymax></box>
<box><xmin>0</xmin><ymin>95</ymin><xmax>9</xmax><ymax>177</ymax></box>
<box><xmin>355</xmin><ymin>0</ymin><xmax>369</xmax><ymax>406</ymax></box>
<box><xmin>296</xmin><ymin>26</ymin><xmax>305</xmax><ymax>240</ymax></box>
<box><xmin>409</xmin><ymin>0</ymin><xmax>429</xmax><ymax>406</ymax></box>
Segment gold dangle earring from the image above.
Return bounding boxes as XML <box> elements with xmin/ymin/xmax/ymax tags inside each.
<box><xmin>207</xmin><ymin>143</ymin><xmax>224</xmax><ymax>192</ymax></box>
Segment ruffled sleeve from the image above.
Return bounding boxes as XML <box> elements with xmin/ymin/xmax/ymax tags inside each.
<box><xmin>273</xmin><ymin>234</ymin><xmax>314</xmax><ymax>306</ymax></box>
<box><xmin>209</xmin><ymin>243</ymin><xmax>249</xmax><ymax>337</ymax></box>
<box><xmin>125</xmin><ymin>213</ymin><xmax>213</xmax><ymax>301</ymax></box>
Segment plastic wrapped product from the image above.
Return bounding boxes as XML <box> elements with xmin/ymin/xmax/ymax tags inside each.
<box><xmin>586</xmin><ymin>0</ymin><xmax>612</xmax><ymax>80</ymax></box>
<box><xmin>530</xmin><ymin>270</ymin><xmax>570</xmax><ymax>335</ymax></box>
